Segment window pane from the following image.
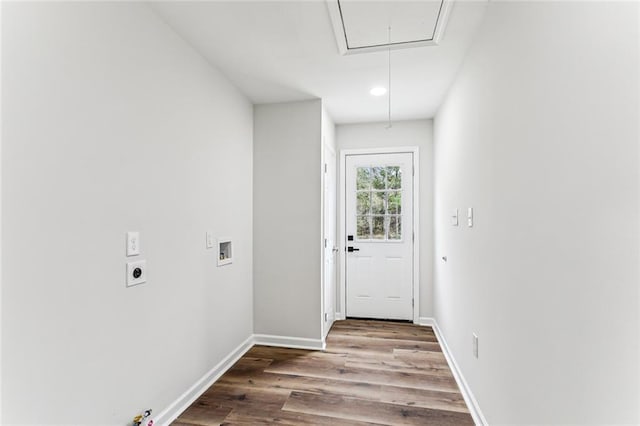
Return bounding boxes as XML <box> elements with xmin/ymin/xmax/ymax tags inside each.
<box><xmin>357</xmin><ymin>192</ymin><xmax>370</xmax><ymax>215</ymax></box>
<box><xmin>387</xmin><ymin>191</ymin><xmax>401</xmax><ymax>214</ymax></box>
<box><xmin>387</xmin><ymin>166</ymin><xmax>401</xmax><ymax>189</ymax></box>
<box><xmin>372</xmin><ymin>167</ymin><xmax>386</xmax><ymax>190</ymax></box>
<box><xmin>357</xmin><ymin>167</ymin><xmax>371</xmax><ymax>190</ymax></box>
<box><xmin>371</xmin><ymin>191</ymin><xmax>385</xmax><ymax>215</ymax></box>
<box><xmin>389</xmin><ymin>216</ymin><xmax>402</xmax><ymax>240</ymax></box>
<box><xmin>357</xmin><ymin>216</ymin><xmax>371</xmax><ymax>239</ymax></box>
<box><xmin>372</xmin><ymin>216</ymin><xmax>385</xmax><ymax>239</ymax></box>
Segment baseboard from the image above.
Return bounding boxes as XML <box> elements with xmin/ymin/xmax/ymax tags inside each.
<box><xmin>429</xmin><ymin>321</ymin><xmax>488</xmax><ymax>426</ymax></box>
<box><xmin>253</xmin><ymin>334</ymin><xmax>326</xmax><ymax>351</ymax></box>
<box><xmin>417</xmin><ymin>316</ymin><xmax>435</xmax><ymax>327</ymax></box>
<box><xmin>154</xmin><ymin>334</ymin><xmax>254</xmax><ymax>426</ymax></box>
<box><xmin>335</xmin><ymin>311</ymin><xmax>346</xmax><ymax>320</ymax></box>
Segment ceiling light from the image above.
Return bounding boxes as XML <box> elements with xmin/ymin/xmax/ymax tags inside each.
<box><xmin>370</xmin><ymin>87</ymin><xmax>387</xmax><ymax>96</ymax></box>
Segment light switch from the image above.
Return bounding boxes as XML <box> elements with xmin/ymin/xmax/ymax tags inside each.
<box><xmin>472</xmin><ymin>333</ymin><xmax>479</xmax><ymax>358</ymax></box>
<box><xmin>126</xmin><ymin>232</ymin><xmax>140</xmax><ymax>256</ymax></box>
<box><xmin>467</xmin><ymin>208</ymin><xmax>473</xmax><ymax>227</ymax></box>
<box><xmin>451</xmin><ymin>209</ymin><xmax>459</xmax><ymax>226</ymax></box>
<box><xmin>126</xmin><ymin>260</ymin><xmax>146</xmax><ymax>287</ymax></box>
<box><xmin>206</xmin><ymin>232</ymin><xmax>214</xmax><ymax>249</ymax></box>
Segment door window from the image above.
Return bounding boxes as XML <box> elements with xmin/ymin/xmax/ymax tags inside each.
<box><xmin>355</xmin><ymin>166</ymin><xmax>402</xmax><ymax>241</ymax></box>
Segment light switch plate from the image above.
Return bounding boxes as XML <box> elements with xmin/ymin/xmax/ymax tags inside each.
<box><xmin>206</xmin><ymin>232</ymin><xmax>214</xmax><ymax>249</ymax></box>
<box><xmin>472</xmin><ymin>333</ymin><xmax>479</xmax><ymax>358</ymax></box>
<box><xmin>126</xmin><ymin>231</ymin><xmax>140</xmax><ymax>256</ymax></box>
<box><xmin>126</xmin><ymin>260</ymin><xmax>146</xmax><ymax>287</ymax></box>
<box><xmin>467</xmin><ymin>207</ymin><xmax>473</xmax><ymax>227</ymax></box>
<box><xmin>451</xmin><ymin>209</ymin><xmax>459</xmax><ymax>226</ymax></box>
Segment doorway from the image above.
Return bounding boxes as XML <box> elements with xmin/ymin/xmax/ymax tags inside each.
<box><xmin>340</xmin><ymin>149</ymin><xmax>419</xmax><ymax>321</ymax></box>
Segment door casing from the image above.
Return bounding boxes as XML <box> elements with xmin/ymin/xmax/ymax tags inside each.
<box><xmin>338</xmin><ymin>147</ymin><xmax>420</xmax><ymax>324</ymax></box>
<box><xmin>322</xmin><ymin>142</ymin><xmax>337</xmax><ymax>338</ymax></box>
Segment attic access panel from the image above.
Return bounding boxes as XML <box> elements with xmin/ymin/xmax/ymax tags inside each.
<box><xmin>327</xmin><ymin>0</ymin><xmax>453</xmax><ymax>55</ymax></box>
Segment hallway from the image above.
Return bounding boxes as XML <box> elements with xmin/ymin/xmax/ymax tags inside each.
<box><xmin>2</xmin><ymin>2</ymin><xmax>638</xmax><ymax>424</ymax></box>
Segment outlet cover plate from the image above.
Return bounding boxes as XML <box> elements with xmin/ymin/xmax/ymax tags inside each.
<box><xmin>126</xmin><ymin>231</ymin><xmax>140</xmax><ymax>256</ymax></box>
<box><xmin>126</xmin><ymin>260</ymin><xmax>147</xmax><ymax>287</ymax></box>
<box><xmin>472</xmin><ymin>333</ymin><xmax>479</xmax><ymax>358</ymax></box>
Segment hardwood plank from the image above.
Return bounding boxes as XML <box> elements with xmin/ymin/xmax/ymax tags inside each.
<box><xmin>332</xmin><ymin>321</ymin><xmax>436</xmax><ymax>336</ymax></box>
<box><xmin>326</xmin><ymin>334</ymin><xmax>442</xmax><ymax>353</ymax></box>
<box><xmin>246</xmin><ymin>346</ymin><xmax>316</xmax><ymax>361</ymax></box>
<box><xmin>221</xmin><ymin>406</ymin><xmax>384</xmax><ymax>425</ymax></box>
<box><xmin>343</xmin><ymin>358</ymin><xmax>454</xmax><ymax>378</ymax></box>
<box><xmin>225</xmin><ymin>357</ymin><xmax>274</xmax><ymax>375</ymax></box>
<box><xmin>265</xmin><ymin>360</ymin><xmax>459</xmax><ymax>393</ymax></box>
<box><xmin>345</xmin><ymin>351</ymin><xmax>450</xmax><ymax>371</ymax></box>
<box><xmin>198</xmin><ymin>387</ymin><xmax>290</xmax><ymax>412</ymax></box>
<box><xmin>174</xmin><ymin>401</ymin><xmax>233</xmax><ymax>426</ymax></box>
<box><xmin>283</xmin><ymin>391</ymin><xmax>474</xmax><ymax>425</ymax></box>
<box><xmin>334</xmin><ymin>319</ymin><xmax>428</xmax><ymax>330</ymax></box>
<box><xmin>330</xmin><ymin>329</ymin><xmax>439</xmax><ymax>342</ymax></box>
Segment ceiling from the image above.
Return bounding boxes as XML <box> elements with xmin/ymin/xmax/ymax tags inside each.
<box><xmin>150</xmin><ymin>1</ymin><xmax>487</xmax><ymax>124</ymax></box>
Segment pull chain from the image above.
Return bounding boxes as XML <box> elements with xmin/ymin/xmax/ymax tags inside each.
<box><xmin>386</xmin><ymin>26</ymin><xmax>392</xmax><ymax>129</ymax></box>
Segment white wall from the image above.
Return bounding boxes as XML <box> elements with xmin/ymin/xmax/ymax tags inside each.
<box><xmin>1</xmin><ymin>3</ymin><xmax>254</xmax><ymax>424</ymax></box>
<box><xmin>434</xmin><ymin>2</ymin><xmax>639</xmax><ymax>424</ymax></box>
<box><xmin>336</xmin><ymin>120</ymin><xmax>434</xmax><ymax>318</ymax></box>
<box><xmin>253</xmin><ymin>99</ymin><xmax>323</xmax><ymax>341</ymax></box>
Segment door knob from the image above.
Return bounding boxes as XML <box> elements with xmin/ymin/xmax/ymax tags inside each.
<box><xmin>332</xmin><ymin>247</ymin><xmax>339</xmax><ymax>252</ymax></box>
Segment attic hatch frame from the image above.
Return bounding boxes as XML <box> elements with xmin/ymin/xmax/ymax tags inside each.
<box><xmin>326</xmin><ymin>0</ymin><xmax>454</xmax><ymax>55</ymax></box>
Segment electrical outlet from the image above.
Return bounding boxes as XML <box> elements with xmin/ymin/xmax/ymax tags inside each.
<box><xmin>126</xmin><ymin>231</ymin><xmax>140</xmax><ymax>256</ymax></box>
<box><xmin>472</xmin><ymin>333</ymin><xmax>479</xmax><ymax>358</ymax></box>
<box><xmin>126</xmin><ymin>260</ymin><xmax>147</xmax><ymax>287</ymax></box>
<box><xmin>206</xmin><ymin>231</ymin><xmax>214</xmax><ymax>249</ymax></box>
<box><xmin>467</xmin><ymin>207</ymin><xmax>473</xmax><ymax>227</ymax></box>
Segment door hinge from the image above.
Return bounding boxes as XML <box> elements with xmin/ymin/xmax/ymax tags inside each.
<box><xmin>324</xmin><ymin>238</ymin><xmax>328</xmax><ymax>248</ymax></box>
<box><xmin>324</xmin><ymin>163</ymin><xmax>328</xmax><ymax>173</ymax></box>
<box><xmin>412</xmin><ymin>299</ymin><xmax>414</xmax><ymax>308</ymax></box>
<box><xmin>412</xmin><ymin>165</ymin><xmax>415</xmax><ymax>176</ymax></box>
<box><xmin>412</xmin><ymin>231</ymin><xmax>415</xmax><ymax>243</ymax></box>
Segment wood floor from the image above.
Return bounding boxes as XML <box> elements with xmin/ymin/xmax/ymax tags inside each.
<box><xmin>172</xmin><ymin>319</ymin><xmax>473</xmax><ymax>425</ymax></box>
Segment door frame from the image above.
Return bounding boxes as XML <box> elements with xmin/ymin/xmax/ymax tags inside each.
<box><xmin>322</xmin><ymin>140</ymin><xmax>337</xmax><ymax>339</ymax></box>
<box><xmin>338</xmin><ymin>147</ymin><xmax>420</xmax><ymax>324</ymax></box>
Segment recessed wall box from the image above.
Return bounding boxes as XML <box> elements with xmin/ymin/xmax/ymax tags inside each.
<box><xmin>217</xmin><ymin>238</ymin><xmax>232</xmax><ymax>266</ymax></box>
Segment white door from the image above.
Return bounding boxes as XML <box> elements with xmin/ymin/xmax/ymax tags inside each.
<box><xmin>345</xmin><ymin>153</ymin><xmax>413</xmax><ymax>320</ymax></box>
<box><xmin>323</xmin><ymin>147</ymin><xmax>337</xmax><ymax>337</ymax></box>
